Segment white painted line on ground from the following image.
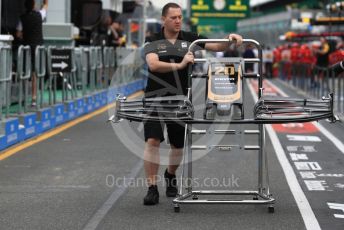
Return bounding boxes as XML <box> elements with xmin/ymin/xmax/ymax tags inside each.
<box><xmin>327</xmin><ymin>203</ymin><xmax>344</xmax><ymax>219</ymax></box>
<box><xmin>82</xmin><ymin>160</ymin><xmax>143</xmax><ymax>230</ymax></box>
<box><xmin>264</xmin><ymin>80</ymin><xmax>289</xmax><ymax>97</ymax></box>
<box><xmin>267</xmin><ymin>80</ymin><xmax>344</xmax><ymax>155</ymax></box>
<box><xmin>312</xmin><ymin>122</ymin><xmax>344</xmax><ymax>155</ymax></box>
<box><xmin>247</xmin><ymin>79</ymin><xmax>321</xmax><ymax>230</ymax></box>
<box><xmin>286</xmin><ymin>135</ymin><xmax>322</xmax><ymax>142</ymax></box>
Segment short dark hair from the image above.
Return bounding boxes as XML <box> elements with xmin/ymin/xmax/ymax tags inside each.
<box><xmin>162</xmin><ymin>3</ymin><xmax>181</xmax><ymax>16</ymax></box>
<box><xmin>24</xmin><ymin>0</ymin><xmax>35</xmax><ymax>11</ymax></box>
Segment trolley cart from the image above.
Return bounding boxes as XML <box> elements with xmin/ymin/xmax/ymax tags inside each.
<box><xmin>109</xmin><ymin>39</ymin><xmax>336</xmax><ymax>213</ymax></box>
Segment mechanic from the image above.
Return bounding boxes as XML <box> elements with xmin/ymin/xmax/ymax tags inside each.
<box><xmin>143</xmin><ymin>2</ymin><xmax>243</xmax><ymax>205</ymax></box>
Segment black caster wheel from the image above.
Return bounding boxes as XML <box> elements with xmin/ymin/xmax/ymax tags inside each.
<box><xmin>174</xmin><ymin>206</ymin><xmax>180</xmax><ymax>213</ymax></box>
<box><xmin>192</xmin><ymin>196</ymin><xmax>199</xmax><ymax>200</ymax></box>
<box><xmin>268</xmin><ymin>206</ymin><xmax>275</xmax><ymax>213</ymax></box>
<box><xmin>253</xmin><ymin>197</ymin><xmax>259</xmax><ymax>200</ymax></box>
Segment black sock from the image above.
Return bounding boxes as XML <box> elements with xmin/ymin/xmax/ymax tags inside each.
<box><xmin>165</xmin><ymin>169</ymin><xmax>176</xmax><ymax>177</ymax></box>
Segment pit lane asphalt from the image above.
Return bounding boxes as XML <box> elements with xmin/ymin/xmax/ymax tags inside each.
<box><xmin>2</xmin><ymin>78</ymin><xmax>341</xmax><ymax>230</ymax></box>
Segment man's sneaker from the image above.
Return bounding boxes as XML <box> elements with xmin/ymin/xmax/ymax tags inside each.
<box><xmin>143</xmin><ymin>185</ymin><xmax>159</xmax><ymax>205</ymax></box>
<box><xmin>164</xmin><ymin>169</ymin><xmax>178</xmax><ymax>197</ymax></box>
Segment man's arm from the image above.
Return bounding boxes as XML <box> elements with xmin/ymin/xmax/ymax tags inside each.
<box><xmin>42</xmin><ymin>0</ymin><xmax>48</xmax><ymax>10</ymax></box>
<box><xmin>205</xmin><ymin>33</ymin><xmax>243</xmax><ymax>52</ymax></box>
<box><xmin>16</xmin><ymin>30</ymin><xmax>23</xmax><ymax>40</ymax></box>
<box><xmin>16</xmin><ymin>20</ymin><xmax>23</xmax><ymax>40</ymax></box>
<box><xmin>40</xmin><ymin>0</ymin><xmax>48</xmax><ymax>21</ymax></box>
<box><xmin>146</xmin><ymin>52</ymin><xmax>194</xmax><ymax>73</ymax></box>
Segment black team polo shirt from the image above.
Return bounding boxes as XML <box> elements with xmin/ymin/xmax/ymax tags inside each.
<box><xmin>144</xmin><ymin>28</ymin><xmax>206</xmax><ymax>98</ymax></box>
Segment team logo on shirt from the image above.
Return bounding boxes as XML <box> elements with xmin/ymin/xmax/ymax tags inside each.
<box><xmin>157</xmin><ymin>43</ymin><xmax>167</xmax><ymax>50</ymax></box>
<box><xmin>181</xmin><ymin>42</ymin><xmax>188</xmax><ymax>48</ymax></box>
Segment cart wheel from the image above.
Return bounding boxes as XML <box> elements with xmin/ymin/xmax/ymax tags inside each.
<box><xmin>192</xmin><ymin>196</ymin><xmax>199</xmax><ymax>200</ymax></box>
<box><xmin>174</xmin><ymin>206</ymin><xmax>180</xmax><ymax>213</ymax></box>
<box><xmin>268</xmin><ymin>206</ymin><xmax>275</xmax><ymax>213</ymax></box>
<box><xmin>253</xmin><ymin>197</ymin><xmax>258</xmax><ymax>200</ymax></box>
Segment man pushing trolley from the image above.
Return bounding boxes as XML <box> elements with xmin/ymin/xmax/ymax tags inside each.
<box><xmin>109</xmin><ymin>3</ymin><xmax>336</xmax><ymax>213</ymax></box>
<box><xmin>132</xmin><ymin>2</ymin><xmax>241</xmax><ymax>206</ymax></box>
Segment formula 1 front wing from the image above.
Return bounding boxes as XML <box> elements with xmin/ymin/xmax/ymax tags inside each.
<box><xmin>109</xmin><ymin>94</ymin><xmax>336</xmax><ymax>124</ymax></box>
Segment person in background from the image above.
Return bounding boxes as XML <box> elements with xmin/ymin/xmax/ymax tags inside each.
<box><xmin>312</xmin><ymin>37</ymin><xmax>330</xmax><ymax>88</ymax></box>
<box><xmin>100</xmin><ymin>13</ymin><xmax>113</xmax><ymax>46</ymax></box>
<box><xmin>300</xmin><ymin>44</ymin><xmax>315</xmax><ymax>65</ymax></box>
<box><xmin>16</xmin><ymin>0</ymin><xmax>48</xmax><ymax>107</ymax></box>
<box><xmin>335</xmin><ymin>39</ymin><xmax>343</xmax><ymax>50</ymax></box>
<box><xmin>314</xmin><ymin>37</ymin><xmax>330</xmax><ymax>68</ymax></box>
<box><xmin>290</xmin><ymin>43</ymin><xmax>300</xmax><ymax>64</ymax></box>
<box><xmin>263</xmin><ymin>46</ymin><xmax>273</xmax><ymax>78</ymax></box>
<box><xmin>329</xmin><ymin>39</ymin><xmax>344</xmax><ymax>66</ymax></box>
<box><xmin>272</xmin><ymin>46</ymin><xmax>282</xmax><ymax>78</ymax></box>
<box><xmin>110</xmin><ymin>21</ymin><xmax>126</xmax><ymax>47</ymax></box>
<box><xmin>243</xmin><ymin>44</ymin><xmax>255</xmax><ymax>73</ymax></box>
<box><xmin>281</xmin><ymin>44</ymin><xmax>291</xmax><ymax>80</ymax></box>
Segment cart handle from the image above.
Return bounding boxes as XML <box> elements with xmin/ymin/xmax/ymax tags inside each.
<box><xmin>188</xmin><ymin>38</ymin><xmax>261</xmax><ymax>52</ymax></box>
<box><xmin>188</xmin><ymin>38</ymin><xmax>233</xmax><ymax>52</ymax></box>
<box><xmin>189</xmin><ymin>38</ymin><xmax>262</xmax><ymax>63</ymax></box>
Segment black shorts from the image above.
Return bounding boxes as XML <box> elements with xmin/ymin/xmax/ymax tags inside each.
<box><xmin>29</xmin><ymin>45</ymin><xmax>37</xmax><ymax>72</ymax></box>
<box><xmin>144</xmin><ymin>121</ymin><xmax>186</xmax><ymax>148</ymax></box>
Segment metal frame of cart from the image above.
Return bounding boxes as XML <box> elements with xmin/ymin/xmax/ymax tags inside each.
<box><xmin>110</xmin><ymin>38</ymin><xmax>336</xmax><ymax>213</ymax></box>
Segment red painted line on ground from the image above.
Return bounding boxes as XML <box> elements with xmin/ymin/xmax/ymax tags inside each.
<box><xmin>250</xmin><ymin>79</ymin><xmax>320</xmax><ymax>134</ymax></box>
